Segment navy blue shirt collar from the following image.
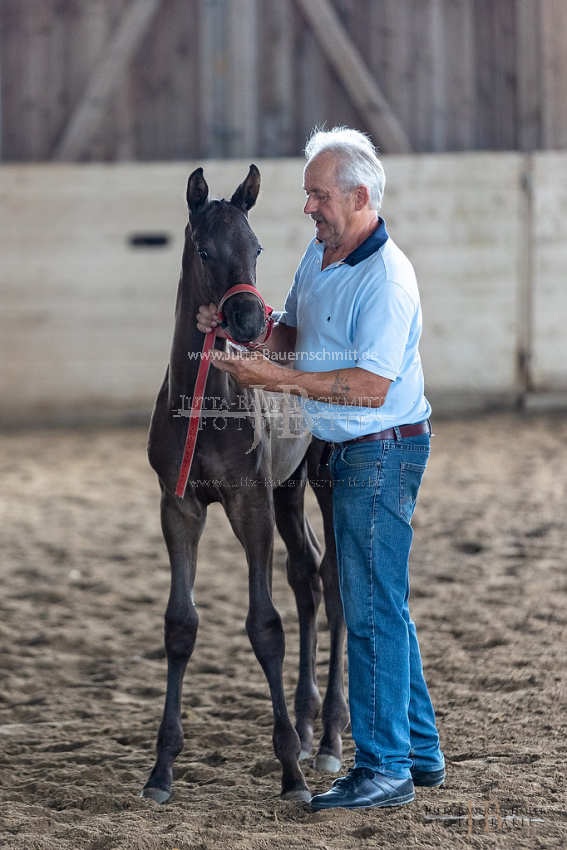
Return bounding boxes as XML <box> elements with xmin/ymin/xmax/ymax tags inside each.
<box><xmin>342</xmin><ymin>216</ymin><xmax>389</xmax><ymax>266</ymax></box>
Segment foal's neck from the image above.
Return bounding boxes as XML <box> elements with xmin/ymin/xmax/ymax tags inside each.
<box><xmin>168</xmin><ymin>258</ymin><xmax>229</xmax><ymax>406</ymax></box>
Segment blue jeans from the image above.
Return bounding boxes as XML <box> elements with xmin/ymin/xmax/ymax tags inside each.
<box><xmin>330</xmin><ymin>433</ymin><xmax>444</xmax><ymax>779</ymax></box>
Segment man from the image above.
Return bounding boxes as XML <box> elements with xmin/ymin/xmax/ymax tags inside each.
<box><xmin>197</xmin><ymin>126</ymin><xmax>445</xmax><ymax>810</ymax></box>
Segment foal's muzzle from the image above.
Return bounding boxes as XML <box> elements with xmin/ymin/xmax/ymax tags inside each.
<box><xmin>216</xmin><ymin>284</ymin><xmax>274</xmax><ymax>346</ymax></box>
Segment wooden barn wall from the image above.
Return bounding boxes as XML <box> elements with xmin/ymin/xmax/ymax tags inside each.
<box><xmin>1</xmin><ymin>0</ymin><xmax>567</xmax><ymax>162</ymax></box>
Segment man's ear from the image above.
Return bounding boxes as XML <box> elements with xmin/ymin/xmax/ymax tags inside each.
<box><xmin>354</xmin><ymin>184</ymin><xmax>371</xmax><ymax>211</ymax></box>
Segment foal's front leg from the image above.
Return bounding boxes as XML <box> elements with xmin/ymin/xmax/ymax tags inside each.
<box><xmin>226</xmin><ymin>491</ymin><xmax>311</xmax><ymax>802</ymax></box>
<box><xmin>141</xmin><ymin>489</ymin><xmax>206</xmax><ymax>803</ymax></box>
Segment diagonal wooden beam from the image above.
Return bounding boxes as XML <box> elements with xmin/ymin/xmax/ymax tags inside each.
<box><xmin>53</xmin><ymin>0</ymin><xmax>163</xmax><ymax>161</ymax></box>
<box><xmin>292</xmin><ymin>0</ymin><xmax>413</xmax><ymax>153</ymax></box>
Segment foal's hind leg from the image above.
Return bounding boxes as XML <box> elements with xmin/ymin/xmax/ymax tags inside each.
<box><xmin>273</xmin><ymin>463</ymin><xmax>324</xmax><ymax>762</ymax></box>
<box><xmin>307</xmin><ymin>444</ymin><xmax>349</xmax><ymax>773</ymax></box>
<box><xmin>225</xmin><ymin>490</ymin><xmax>310</xmax><ymax>802</ymax></box>
<box><xmin>142</xmin><ymin>489</ymin><xmax>206</xmax><ymax>803</ymax></box>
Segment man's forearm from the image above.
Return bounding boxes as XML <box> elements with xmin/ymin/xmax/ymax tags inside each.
<box><xmin>275</xmin><ymin>366</ymin><xmax>390</xmax><ymax>408</ymax></box>
<box><xmin>214</xmin><ymin>332</ymin><xmax>391</xmax><ymax>407</ymax></box>
<box><xmin>233</xmin><ymin>356</ymin><xmax>390</xmax><ymax>408</ymax></box>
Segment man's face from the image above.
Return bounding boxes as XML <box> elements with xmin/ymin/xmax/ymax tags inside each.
<box><xmin>303</xmin><ymin>153</ymin><xmax>357</xmax><ymax>249</ymax></box>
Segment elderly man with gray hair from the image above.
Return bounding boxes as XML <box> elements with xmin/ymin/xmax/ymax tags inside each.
<box><xmin>198</xmin><ymin>126</ymin><xmax>445</xmax><ymax>811</ymax></box>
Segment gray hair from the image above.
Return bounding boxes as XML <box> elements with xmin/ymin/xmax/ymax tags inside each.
<box><xmin>304</xmin><ymin>126</ymin><xmax>386</xmax><ymax>211</ymax></box>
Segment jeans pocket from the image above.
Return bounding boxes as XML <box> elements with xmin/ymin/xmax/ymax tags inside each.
<box><xmin>338</xmin><ymin>441</ymin><xmax>383</xmax><ymax>470</ymax></box>
<box><xmin>332</xmin><ymin>464</ymin><xmax>379</xmax><ymax>491</ymax></box>
<box><xmin>399</xmin><ymin>460</ymin><xmax>427</xmax><ymax>522</ymax></box>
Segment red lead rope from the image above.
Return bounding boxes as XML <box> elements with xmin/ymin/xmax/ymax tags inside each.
<box><xmin>175</xmin><ymin>285</ymin><xmax>274</xmax><ymax>498</ymax></box>
<box><xmin>175</xmin><ymin>328</ymin><xmax>216</xmax><ymax>497</ymax></box>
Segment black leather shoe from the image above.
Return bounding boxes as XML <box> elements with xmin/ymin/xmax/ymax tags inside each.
<box><xmin>310</xmin><ymin>767</ymin><xmax>415</xmax><ymax>811</ymax></box>
<box><xmin>410</xmin><ymin>766</ymin><xmax>445</xmax><ymax>787</ymax></box>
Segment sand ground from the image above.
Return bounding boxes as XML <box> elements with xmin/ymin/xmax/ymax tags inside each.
<box><xmin>0</xmin><ymin>413</ymin><xmax>565</xmax><ymax>849</ymax></box>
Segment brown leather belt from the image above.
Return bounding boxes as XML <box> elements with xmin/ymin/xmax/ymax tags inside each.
<box><xmin>342</xmin><ymin>419</ymin><xmax>431</xmax><ymax>446</ymax></box>
<box><xmin>318</xmin><ymin>420</ymin><xmax>431</xmax><ymax>472</ymax></box>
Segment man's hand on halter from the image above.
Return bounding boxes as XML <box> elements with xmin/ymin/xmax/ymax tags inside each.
<box><xmin>210</xmin><ymin>347</ymin><xmax>283</xmax><ymax>385</ymax></box>
<box><xmin>196</xmin><ymin>303</ymin><xmax>226</xmax><ymax>338</ymax></box>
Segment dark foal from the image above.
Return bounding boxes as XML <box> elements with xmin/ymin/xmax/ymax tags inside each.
<box><xmin>141</xmin><ymin>166</ymin><xmax>348</xmax><ymax>804</ymax></box>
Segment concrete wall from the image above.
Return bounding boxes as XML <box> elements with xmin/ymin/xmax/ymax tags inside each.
<box><xmin>532</xmin><ymin>153</ymin><xmax>567</xmax><ymax>392</ymax></box>
<box><xmin>382</xmin><ymin>153</ymin><xmax>528</xmax><ymax>410</ymax></box>
<box><xmin>1</xmin><ymin>153</ymin><xmax>566</xmax><ymax>425</ymax></box>
<box><xmin>0</xmin><ymin>161</ymin><xmax>313</xmax><ymax>423</ymax></box>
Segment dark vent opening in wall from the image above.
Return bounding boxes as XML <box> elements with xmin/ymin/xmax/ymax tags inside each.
<box><xmin>129</xmin><ymin>234</ymin><xmax>171</xmax><ymax>248</ymax></box>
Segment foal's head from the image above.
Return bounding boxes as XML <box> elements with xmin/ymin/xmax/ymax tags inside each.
<box><xmin>186</xmin><ymin>166</ymin><xmax>266</xmax><ymax>345</ymax></box>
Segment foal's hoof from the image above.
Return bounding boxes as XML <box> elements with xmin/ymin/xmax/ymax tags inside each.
<box><xmin>299</xmin><ymin>749</ymin><xmax>311</xmax><ymax>762</ymax></box>
<box><xmin>140</xmin><ymin>786</ymin><xmax>171</xmax><ymax>804</ymax></box>
<box><xmin>281</xmin><ymin>787</ymin><xmax>312</xmax><ymax>803</ymax></box>
<box><xmin>313</xmin><ymin>753</ymin><xmax>342</xmax><ymax>773</ymax></box>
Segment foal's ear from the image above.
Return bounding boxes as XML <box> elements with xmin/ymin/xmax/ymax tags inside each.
<box><xmin>230</xmin><ymin>164</ymin><xmax>261</xmax><ymax>212</ymax></box>
<box><xmin>186</xmin><ymin>167</ymin><xmax>210</xmax><ymax>216</ymax></box>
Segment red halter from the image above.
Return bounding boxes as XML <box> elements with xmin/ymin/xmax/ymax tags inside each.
<box><xmin>175</xmin><ymin>284</ymin><xmax>274</xmax><ymax>498</ymax></box>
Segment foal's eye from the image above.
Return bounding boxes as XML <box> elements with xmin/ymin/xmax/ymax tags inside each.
<box><xmin>198</xmin><ymin>250</ymin><xmax>210</xmax><ymax>261</ymax></box>
<box><xmin>256</xmin><ymin>246</ymin><xmax>263</xmax><ymax>257</ymax></box>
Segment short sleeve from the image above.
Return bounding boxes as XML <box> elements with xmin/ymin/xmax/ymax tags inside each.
<box><xmin>279</xmin><ymin>270</ymin><xmax>299</xmax><ymax>328</ymax></box>
<box><xmin>353</xmin><ymin>281</ymin><xmax>415</xmax><ymax>381</ymax></box>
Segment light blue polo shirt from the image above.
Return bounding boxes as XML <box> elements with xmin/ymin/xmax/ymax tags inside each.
<box><xmin>279</xmin><ymin>218</ymin><xmax>431</xmax><ymax>442</ymax></box>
